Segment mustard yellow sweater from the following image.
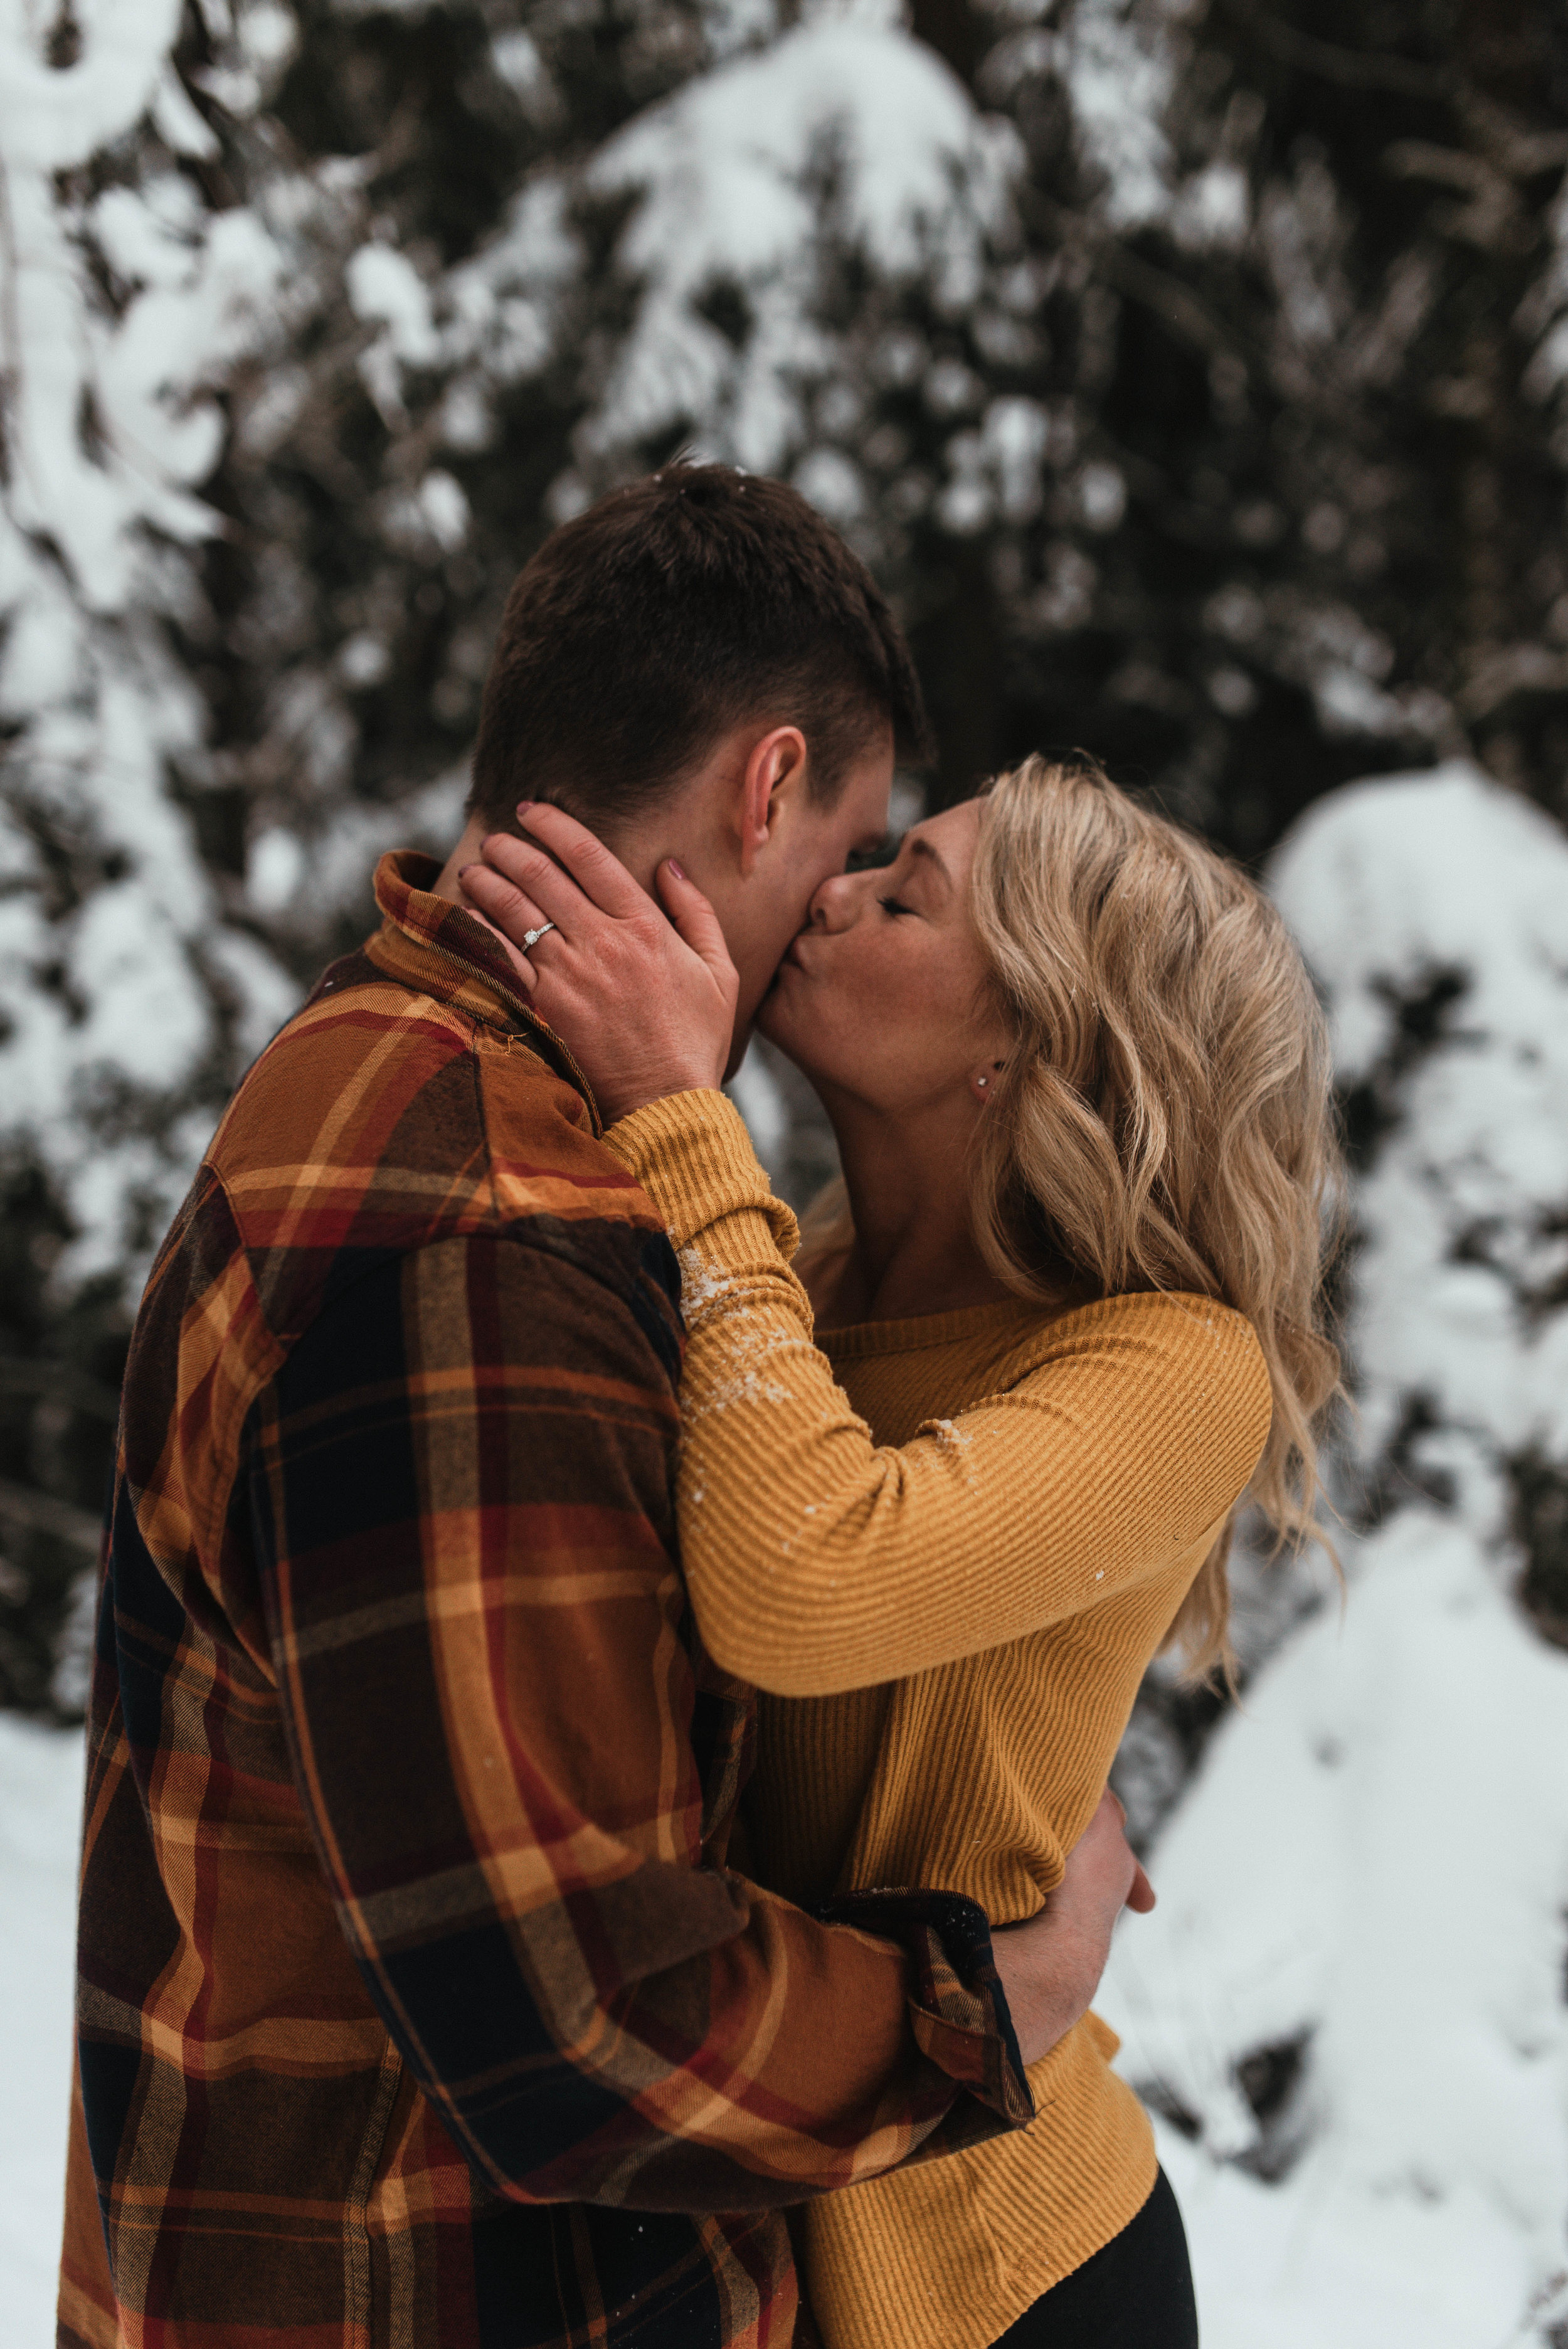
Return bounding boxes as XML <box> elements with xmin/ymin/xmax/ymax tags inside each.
<box><xmin>605</xmin><ymin>1092</ymin><xmax>1273</xmax><ymax>2349</ymax></box>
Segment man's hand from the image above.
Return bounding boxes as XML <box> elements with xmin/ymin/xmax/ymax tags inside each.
<box><xmin>990</xmin><ymin>1790</ymin><xmax>1154</xmax><ymax>2069</ymax></box>
<box><xmin>458</xmin><ymin>802</ymin><xmax>739</xmax><ymax>1125</ymax></box>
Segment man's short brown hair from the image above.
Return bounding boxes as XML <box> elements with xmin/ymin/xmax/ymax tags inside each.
<box><xmin>467</xmin><ymin>463</ymin><xmax>931</xmax><ymax>835</ymax></box>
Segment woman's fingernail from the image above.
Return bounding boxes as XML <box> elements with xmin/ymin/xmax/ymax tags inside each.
<box><xmin>516</xmin><ymin>799</ymin><xmax>534</xmax><ymax>816</ymax></box>
<box><xmin>667</xmin><ymin>857</ymin><xmax>686</xmax><ymax>879</ymax></box>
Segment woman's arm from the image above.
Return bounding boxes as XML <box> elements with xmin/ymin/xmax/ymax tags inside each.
<box><xmin>605</xmin><ymin>1090</ymin><xmax>1274</xmax><ymax>1698</ymax></box>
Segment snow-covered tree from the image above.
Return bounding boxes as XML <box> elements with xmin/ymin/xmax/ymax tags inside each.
<box><xmin>1099</xmin><ymin>762</ymin><xmax>1568</xmax><ymax>2349</ymax></box>
<box><xmin>0</xmin><ymin>0</ymin><xmax>300</xmax><ymax>1704</ymax></box>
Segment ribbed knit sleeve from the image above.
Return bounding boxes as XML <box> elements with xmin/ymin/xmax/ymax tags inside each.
<box><xmin>605</xmin><ymin>1089</ymin><xmax>1274</xmax><ymax>1699</ymax></box>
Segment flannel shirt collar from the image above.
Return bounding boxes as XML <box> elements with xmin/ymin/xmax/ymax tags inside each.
<box><xmin>364</xmin><ymin>849</ymin><xmax>603</xmax><ymax>1132</ymax></box>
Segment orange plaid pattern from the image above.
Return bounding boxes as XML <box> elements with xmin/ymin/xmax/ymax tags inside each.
<box><xmin>59</xmin><ymin>854</ymin><xmax>1028</xmax><ymax>2349</ymax></box>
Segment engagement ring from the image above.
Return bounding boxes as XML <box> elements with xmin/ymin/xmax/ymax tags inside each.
<box><xmin>522</xmin><ymin>923</ymin><xmax>556</xmax><ymax>949</ymax></box>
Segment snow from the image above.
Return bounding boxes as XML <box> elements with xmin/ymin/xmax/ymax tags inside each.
<box><xmin>349</xmin><ymin>241</ymin><xmax>440</xmax><ymax>422</ymax></box>
<box><xmin>1100</xmin><ymin>1510</ymin><xmax>1568</xmax><ymax>2345</ymax></box>
<box><xmin>1170</xmin><ymin>159</ymin><xmax>1249</xmax><ymax>253</ymax></box>
<box><xmin>1150</xmin><ymin>2116</ymin><xmax>1558</xmax><ymax>2349</ymax></box>
<box><xmin>0</xmin><ymin>0</ymin><xmax>277</xmax><ymax>593</ymax></box>
<box><xmin>427</xmin><ymin>0</ymin><xmax>1231</xmax><ymax>541</ymax></box>
<box><xmin>1271</xmin><ymin>762</ymin><xmax>1568</xmax><ymax>1475</ymax></box>
<box><xmin>245</xmin><ymin>765</ymin><xmax>468</xmax><ymax>943</ymax></box>
<box><xmin>0</xmin><ymin>1719</ymin><xmax>83</xmax><ymax>2347</ymax></box>
<box><xmin>1055</xmin><ymin>0</ymin><xmax>1175</xmax><ymax>230</ymax></box>
<box><xmin>564</xmin><ymin>9</ymin><xmax>1022</xmax><ymax>480</ymax></box>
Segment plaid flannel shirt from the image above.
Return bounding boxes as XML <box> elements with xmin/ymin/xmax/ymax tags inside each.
<box><xmin>60</xmin><ymin>852</ymin><xmax>1029</xmax><ymax>2349</ymax></box>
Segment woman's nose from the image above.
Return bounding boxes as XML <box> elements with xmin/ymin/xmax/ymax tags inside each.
<box><xmin>808</xmin><ymin>872</ymin><xmax>861</xmax><ymax>932</ymax></box>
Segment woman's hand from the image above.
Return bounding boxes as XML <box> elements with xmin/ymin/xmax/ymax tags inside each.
<box><xmin>459</xmin><ymin>801</ymin><xmax>739</xmax><ymax>1127</ymax></box>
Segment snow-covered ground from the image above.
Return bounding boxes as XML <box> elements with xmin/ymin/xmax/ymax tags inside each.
<box><xmin>1</xmin><ymin>1717</ymin><xmax>82</xmax><ymax>2345</ymax></box>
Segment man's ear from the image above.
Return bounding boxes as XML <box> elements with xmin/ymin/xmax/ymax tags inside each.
<box><xmin>738</xmin><ymin>726</ymin><xmax>807</xmax><ymax>876</ymax></box>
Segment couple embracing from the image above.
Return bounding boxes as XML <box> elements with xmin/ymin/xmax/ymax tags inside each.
<box><xmin>61</xmin><ymin>465</ymin><xmax>1340</xmax><ymax>2349</ymax></box>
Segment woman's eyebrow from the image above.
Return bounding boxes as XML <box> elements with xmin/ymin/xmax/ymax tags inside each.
<box><xmin>906</xmin><ymin>836</ymin><xmax>953</xmax><ymax>891</ymax></box>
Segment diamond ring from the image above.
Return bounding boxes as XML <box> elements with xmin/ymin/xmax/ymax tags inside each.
<box><xmin>522</xmin><ymin>922</ymin><xmax>556</xmax><ymax>950</ymax></box>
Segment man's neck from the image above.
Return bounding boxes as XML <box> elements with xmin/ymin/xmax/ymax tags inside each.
<box><xmin>432</xmin><ymin>814</ymin><xmax>493</xmax><ymax>906</ymax></box>
<box><xmin>432</xmin><ymin>811</ymin><xmax>660</xmax><ymax>910</ymax></box>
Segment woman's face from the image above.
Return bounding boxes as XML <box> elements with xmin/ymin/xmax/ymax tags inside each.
<box><xmin>758</xmin><ymin>797</ymin><xmax>1009</xmax><ymax>1115</ymax></box>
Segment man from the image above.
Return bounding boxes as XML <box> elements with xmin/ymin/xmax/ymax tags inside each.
<box><xmin>61</xmin><ymin>465</ymin><xmax>1144</xmax><ymax>2349</ymax></box>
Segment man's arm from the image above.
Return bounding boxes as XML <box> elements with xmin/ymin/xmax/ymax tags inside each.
<box><xmin>249</xmin><ymin>1225</ymin><xmax>1053</xmax><ymax>2212</ymax></box>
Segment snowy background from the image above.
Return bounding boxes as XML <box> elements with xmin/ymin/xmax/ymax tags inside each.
<box><xmin>3</xmin><ymin>0</ymin><xmax>1568</xmax><ymax>2341</ymax></box>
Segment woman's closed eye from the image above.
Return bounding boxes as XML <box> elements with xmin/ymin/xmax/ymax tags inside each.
<box><xmin>878</xmin><ymin>893</ymin><xmax>913</xmax><ymax>917</ymax></box>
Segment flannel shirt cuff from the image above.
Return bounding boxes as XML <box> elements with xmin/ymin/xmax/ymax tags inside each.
<box><xmin>810</xmin><ymin>1889</ymin><xmax>1034</xmax><ymax>2134</ymax></box>
<box><xmin>604</xmin><ymin>1090</ymin><xmax>800</xmax><ymax>1268</ymax></box>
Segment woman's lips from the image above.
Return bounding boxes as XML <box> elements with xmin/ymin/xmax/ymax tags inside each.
<box><xmin>763</xmin><ymin>941</ymin><xmax>807</xmax><ymax>1003</ymax></box>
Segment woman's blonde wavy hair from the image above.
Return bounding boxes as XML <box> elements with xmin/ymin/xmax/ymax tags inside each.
<box><xmin>801</xmin><ymin>755</ymin><xmax>1347</xmax><ymax>1675</ymax></box>
<box><xmin>963</xmin><ymin>753</ymin><xmax>1345</xmax><ymax>1680</ymax></box>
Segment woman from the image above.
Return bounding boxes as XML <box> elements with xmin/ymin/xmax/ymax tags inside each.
<box><xmin>464</xmin><ymin>755</ymin><xmax>1342</xmax><ymax>2348</ymax></box>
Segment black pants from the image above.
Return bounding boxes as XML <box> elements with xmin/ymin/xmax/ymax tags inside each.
<box><xmin>990</xmin><ymin>2170</ymin><xmax>1199</xmax><ymax>2348</ymax></box>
